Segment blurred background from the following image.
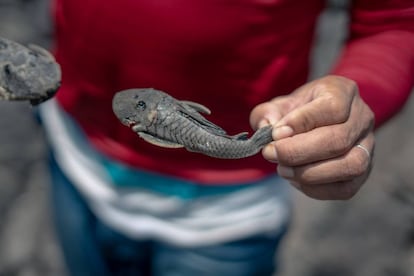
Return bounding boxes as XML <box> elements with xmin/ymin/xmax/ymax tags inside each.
<box><xmin>0</xmin><ymin>0</ymin><xmax>414</xmax><ymax>275</ymax></box>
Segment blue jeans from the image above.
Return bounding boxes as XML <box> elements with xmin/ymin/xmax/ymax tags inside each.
<box><xmin>49</xmin><ymin>156</ymin><xmax>288</xmax><ymax>276</ymax></box>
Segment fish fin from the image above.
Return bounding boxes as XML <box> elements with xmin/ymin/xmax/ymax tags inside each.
<box><xmin>251</xmin><ymin>126</ymin><xmax>273</xmax><ymax>148</ymax></box>
<box><xmin>180</xmin><ymin>101</ymin><xmax>211</xmax><ymax>115</ymax></box>
<box><xmin>138</xmin><ymin>132</ymin><xmax>184</xmax><ymax>148</ymax></box>
<box><xmin>176</xmin><ymin>101</ymin><xmax>227</xmax><ymax>136</ymax></box>
<box><xmin>231</xmin><ymin>132</ymin><xmax>249</xmax><ymax>140</ymax></box>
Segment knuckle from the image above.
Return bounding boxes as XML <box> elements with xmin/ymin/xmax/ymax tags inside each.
<box><xmin>345</xmin><ymin>78</ymin><xmax>358</xmax><ymax>92</ymax></box>
<box><xmin>365</xmin><ymin>105</ymin><xmax>375</xmax><ymax>126</ymax></box>
<box><xmin>316</xmin><ymin>76</ymin><xmax>355</xmax><ymax>119</ymax></box>
<box><xmin>326</xmin><ymin>128</ymin><xmax>353</xmax><ymax>155</ymax></box>
<box><xmin>313</xmin><ymin>78</ymin><xmax>330</xmax><ymax>92</ymax></box>
<box><xmin>325</xmin><ymin>96</ymin><xmax>348</xmax><ymax>122</ymax></box>
<box><xmin>299</xmin><ymin>114</ymin><xmax>315</xmax><ymax>133</ymax></box>
<box><xmin>286</xmin><ymin>111</ymin><xmax>312</xmax><ymax>134</ymax></box>
<box><xmin>331</xmin><ymin>75</ymin><xmax>358</xmax><ymax>94</ymax></box>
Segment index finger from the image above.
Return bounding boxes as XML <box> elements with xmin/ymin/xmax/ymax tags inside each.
<box><xmin>275</xmin><ymin>76</ymin><xmax>357</xmax><ymax>135</ymax></box>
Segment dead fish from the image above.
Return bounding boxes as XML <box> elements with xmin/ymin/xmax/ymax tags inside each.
<box><xmin>0</xmin><ymin>37</ymin><xmax>61</xmax><ymax>105</ymax></box>
<box><xmin>112</xmin><ymin>88</ymin><xmax>273</xmax><ymax>159</ymax></box>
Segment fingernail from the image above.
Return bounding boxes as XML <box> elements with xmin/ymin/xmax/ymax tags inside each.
<box><xmin>258</xmin><ymin>116</ymin><xmax>278</xmax><ymax>128</ymax></box>
<box><xmin>277</xmin><ymin>165</ymin><xmax>295</xmax><ymax>178</ymax></box>
<box><xmin>258</xmin><ymin>119</ymin><xmax>270</xmax><ymax>128</ymax></box>
<box><xmin>273</xmin><ymin>126</ymin><xmax>293</xmax><ymax>140</ymax></box>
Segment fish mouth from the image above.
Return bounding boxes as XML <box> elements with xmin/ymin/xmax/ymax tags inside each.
<box><xmin>120</xmin><ymin>118</ymin><xmax>142</xmax><ymax>130</ymax></box>
<box><xmin>119</xmin><ymin>117</ymin><xmax>144</xmax><ymax>133</ymax></box>
<box><xmin>121</xmin><ymin>118</ymin><xmax>135</xmax><ymax>127</ymax></box>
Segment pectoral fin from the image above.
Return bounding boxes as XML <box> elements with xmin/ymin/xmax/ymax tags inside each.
<box><xmin>137</xmin><ymin>132</ymin><xmax>184</xmax><ymax>148</ymax></box>
<box><xmin>177</xmin><ymin>101</ymin><xmax>227</xmax><ymax>136</ymax></box>
<box><xmin>180</xmin><ymin>101</ymin><xmax>211</xmax><ymax>115</ymax></box>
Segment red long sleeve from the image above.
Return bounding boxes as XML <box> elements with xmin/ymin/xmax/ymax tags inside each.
<box><xmin>333</xmin><ymin>1</ymin><xmax>414</xmax><ymax>127</ymax></box>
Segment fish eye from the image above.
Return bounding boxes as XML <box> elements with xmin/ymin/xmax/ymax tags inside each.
<box><xmin>136</xmin><ymin>100</ymin><xmax>146</xmax><ymax>110</ymax></box>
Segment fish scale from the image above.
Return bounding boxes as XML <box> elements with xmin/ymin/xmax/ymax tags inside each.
<box><xmin>112</xmin><ymin>88</ymin><xmax>274</xmax><ymax>159</ymax></box>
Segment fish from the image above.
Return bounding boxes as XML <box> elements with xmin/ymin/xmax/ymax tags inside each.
<box><xmin>112</xmin><ymin>88</ymin><xmax>273</xmax><ymax>159</ymax></box>
<box><xmin>0</xmin><ymin>36</ymin><xmax>61</xmax><ymax>105</ymax></box>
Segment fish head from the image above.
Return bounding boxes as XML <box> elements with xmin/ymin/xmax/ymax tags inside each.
<box><xmin>0</xmin><ymin>42</ymin><xmax>61</xmax><ymax>105</ymax></box>
<box><xmin>112</xmin><ymin>88</ymin><xmax>162</xmax><ymax>131</ymax></box>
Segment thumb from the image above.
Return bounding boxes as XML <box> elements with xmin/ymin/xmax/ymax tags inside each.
<box><xmin>249</xmin><ymin>101</ymin><xmax>284</xmax><ymax>130</ymax></box>
<box><xmin>250</xmin><ymin>96</ymin><xmax>299</xmax><ymax>140</ymax></box>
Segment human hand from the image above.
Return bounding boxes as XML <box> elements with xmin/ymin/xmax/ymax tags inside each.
<box><xmin>250</xmin><ymin>75</ymin><xmax>375</xmax><ymax>200</ymax></box>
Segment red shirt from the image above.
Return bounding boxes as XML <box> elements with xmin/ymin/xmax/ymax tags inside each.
<box><xmin>53</xmin><ymin>0</ymin><xmax>414</xmax><ymax>184</ymax></box>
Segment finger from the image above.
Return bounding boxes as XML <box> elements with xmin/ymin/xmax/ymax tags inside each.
<box><xmin>268</xmin><ymin>98</ymin><xmax>374</xmax><ymax>166</ymax></box>
<box><xmin>275</xmin><ymin>76</ymin><xmax>357</xmax><ymax>134</ymax></box>
<box><xmin>292</xmin><ymin>176</ymin><xmax>366</xmax><ymax>200</ymax></box>
<box><xmin>249</xmin><ymin>99</ymin><xmax>287</xmax><ymax>130</ymax></box>
<box><xmin>277</xmin><ymin>132</ymin><xmax>375</xmax><ymax>185</ymax></box>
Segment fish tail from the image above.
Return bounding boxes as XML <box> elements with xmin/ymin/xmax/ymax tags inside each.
<box><xmin>251</xmin><ymin>125</ymin><xmax>273</xmax><ymax>148</ymax></box>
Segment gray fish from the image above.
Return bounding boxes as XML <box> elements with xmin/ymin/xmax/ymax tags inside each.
<box><xmin>112</xmin><ymin>88</ymin><xmax>273</xmax><ymax>159</ymax></box>
<box><xmin>0</xmin><ymin>37</ymin><xmax>61</xmax><ymax>105</ymax></box>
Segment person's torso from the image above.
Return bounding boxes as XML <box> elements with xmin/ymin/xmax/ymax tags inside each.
<box><xmin>53</xmin><ymin>0</ymin><xmax>324</xmax><ymax>184</ymax></box>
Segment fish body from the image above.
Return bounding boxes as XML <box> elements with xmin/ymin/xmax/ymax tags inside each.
<box><xmin>112</xmin><ymin>88</ymin><xmax>273</xmax><ymax>159</ymax></box>
<box><xmin>0</xmin><ymin>37</ymin><xmax>61</xmax><ymax>105</ymax></box>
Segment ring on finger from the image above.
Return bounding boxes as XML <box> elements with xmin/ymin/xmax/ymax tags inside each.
<box><xmin>356</xmin><ymin>144</ymin><xmax>371</xmax><ymax>160</ymax></box>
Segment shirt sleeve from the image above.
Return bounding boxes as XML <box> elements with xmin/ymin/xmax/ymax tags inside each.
<box><xmin>332</xmin><ymin>1</ymin><xmax>414</xmax><ymax>127</ymax></box>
